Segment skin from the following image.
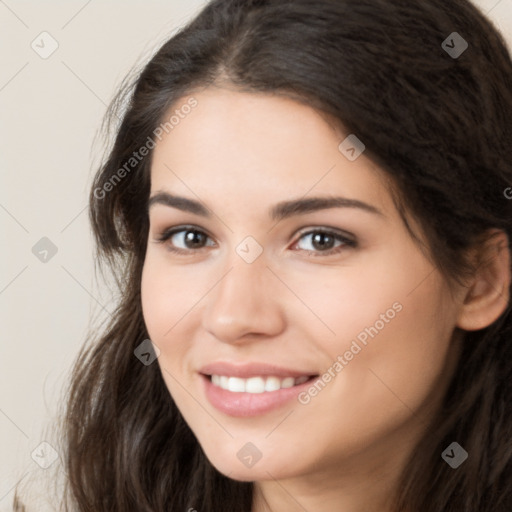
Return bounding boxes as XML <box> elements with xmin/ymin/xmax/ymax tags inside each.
<box><xmin>141</xmin><ymin>87</ymin><xmax>510</xmax><ymax>512</ymax></box>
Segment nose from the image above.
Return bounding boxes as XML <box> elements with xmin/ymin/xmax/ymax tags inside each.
<box><xmin>202</xmin><ymin>255</ymin><xmax>286</xmax><ymax>344</ymax></box>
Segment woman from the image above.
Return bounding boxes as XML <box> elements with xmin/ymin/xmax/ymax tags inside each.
<box><xmin>15</xmin><ymin>0</ymin><xmax>512</xmax><ymax>510</ymax></box>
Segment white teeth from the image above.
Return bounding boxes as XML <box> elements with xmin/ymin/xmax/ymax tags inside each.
<box><xmin>265</xmin><ymin>376</ymin><xmax>281</xmax><ymax>392</ymax></box>
<box><xmin>228</xmin><ymin>377</ymin><xmax>245</xmax><ymax>392</ymax></box>
<box><xmin>245</xmin><ymin>377</ymin><xmax>266</xmax><ymax>393</ymax></box>
<box><xmin>210</xmin><ymin>374</ymin><xmax>311</xmax><ymax>393</ymax></box>
<box><xmin>281</xmin><ymin>377</ymin><xmax>295</xmax><ymax>389</ymax></box>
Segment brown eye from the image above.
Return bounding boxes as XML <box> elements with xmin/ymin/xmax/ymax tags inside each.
<box><xmin>293</xmin><ymin>229</ymin><xmax>356</xmax><ymax>256</ymax></box>
<box><xmin>156</xmin><ymin>226</ymin><xmax>215</xmax><ymax>254</ymax></box>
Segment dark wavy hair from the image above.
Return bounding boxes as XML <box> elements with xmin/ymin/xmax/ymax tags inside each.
<box><xmin>14</xmin><ymin>0</ymin><xmax>512</xmax><ymax>510</ymax></box>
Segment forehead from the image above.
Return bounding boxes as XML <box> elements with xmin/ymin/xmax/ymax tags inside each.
<box><xmin>150</xmin><ymin>88</ymin><xmax>393</xmax><ymax>218</ymax></box>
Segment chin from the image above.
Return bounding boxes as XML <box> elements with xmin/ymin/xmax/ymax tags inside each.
<box><xmin>204</xmin><ymin>447</ymin><xmax>298</xmax><ymax>482</ymax></box>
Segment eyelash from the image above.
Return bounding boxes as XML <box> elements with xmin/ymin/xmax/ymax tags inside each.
<box><xmin>154</xmin><ymin>225</ymin><xmax>357</xmax><ymax>257</ymax></box>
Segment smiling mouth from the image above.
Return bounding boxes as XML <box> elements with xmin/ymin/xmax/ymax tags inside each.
<box><xmin>204</xmin><ymin>374</ymin><xmax>318</xmax><ymax>393</ymax></box>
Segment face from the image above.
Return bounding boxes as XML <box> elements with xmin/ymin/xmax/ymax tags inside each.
<box><xmin>141</xmin><ymin>87</ymin><xmax>463</xmax><ymax>484</ymax></box>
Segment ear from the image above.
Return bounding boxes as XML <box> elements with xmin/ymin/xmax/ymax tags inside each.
<box><xmin>456</xmin><ymin>229</ymin><xmax>511</xmax><ymax>331</ymax></box>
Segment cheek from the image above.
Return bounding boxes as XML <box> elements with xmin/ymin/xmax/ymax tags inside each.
<box><xmin>141</xmin><ymin>260</ymin><xmax>167</xmax><ymax>340</ymax></box>
<box><xmin>284</xmin><ymin>256</ymin><xmax>419</xmax><ymax>364</ymax></box>
<box><xmin>288</xmin><ymin>288</ymin><xmax>457</xmax><ymax>469</ymax></box>
<box><xmin>140</xmin><ymin>252</ymin><xmax>215</xmax><ymax>403</ymax></box>
<box><xmin>367</xmin><ymin>284</ymin><xmax>457</xmax><ymax>400</ymax></box>
<box><xmin>302</xmin><ymin>255</ymin><xmax>457</xmax><ymax>428</ymax></box>
<box><xmin>140</xmin><ymin>251</ymin><xmax>200</xmax><ymax>341</ymax></box>
<box><xmin>141</xmin><ymin>258</ymin><xmax>195</xmax><ymax>405</ymax></box>
<box><xmin>140</xmin><ymin>254</ymin><xmax>190</xmax><ymax>372</ymax></box>
<box><xmin>322</xmin><ymin>280</ymin><xmax>456</xmax><ymax>436</ymax></box>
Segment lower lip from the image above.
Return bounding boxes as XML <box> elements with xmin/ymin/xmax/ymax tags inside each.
<box><xmin>201</xmin><ymin>374</ymin><xmax>316</xmax><ymax>417</ymax></box>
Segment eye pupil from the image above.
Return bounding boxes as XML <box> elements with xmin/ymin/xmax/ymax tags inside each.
<box><xmin>185</xmin><ymin>230</ymin><xmax>206</xmax><ymax>248</ymax></box>
<box><xmin>312</xmin><ymin>232</ymin><xmax>335</xmax><ymax>251</ymax></box>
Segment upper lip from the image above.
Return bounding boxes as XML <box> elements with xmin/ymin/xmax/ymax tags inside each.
<box><xmin>199</xmin><ymin>361</ymin><xmax>318</xmax><ymax>379</ymax></box>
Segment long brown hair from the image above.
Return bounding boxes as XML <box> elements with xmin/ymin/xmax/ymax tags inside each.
<box><xmin>15</xmin><ymin>0</ymin><xmax>512</xmax><ymax>510</ymax></box>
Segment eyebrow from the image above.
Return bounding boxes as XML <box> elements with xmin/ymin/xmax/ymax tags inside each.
<box><xmin>147</xmin><ymin>191</ymin><xmax>384</xmax><ymax>221</ymax></box>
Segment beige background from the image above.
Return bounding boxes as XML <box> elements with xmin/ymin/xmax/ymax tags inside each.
<box><xmin>1</xmin><ymin>0</ymin><xmax>511</xmax><ymax>509</ymax></box>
